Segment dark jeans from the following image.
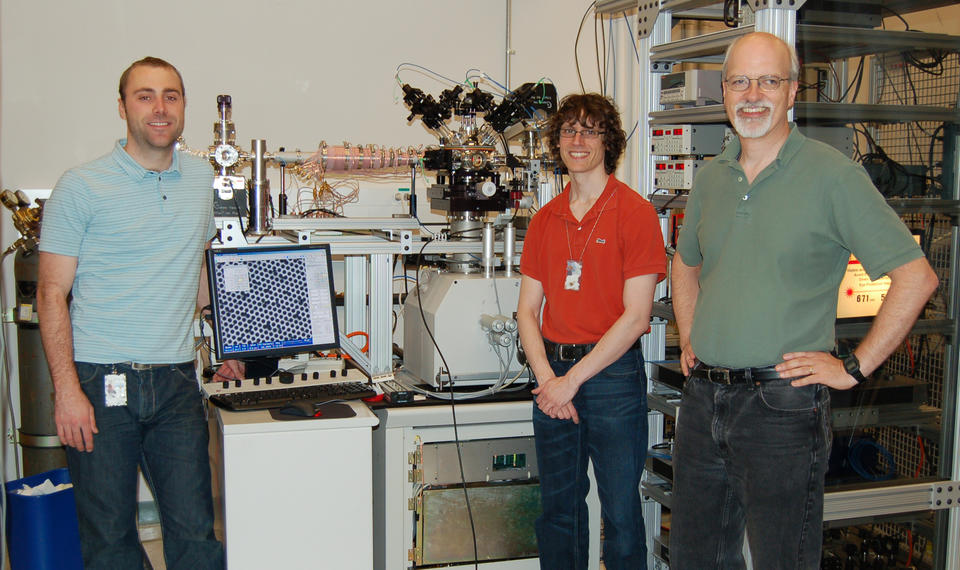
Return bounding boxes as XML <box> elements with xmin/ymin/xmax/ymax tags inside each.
<box><xmin>532</xmin><ymin>348</ymin><xmax>648</xmax><ymax>570</ymax></box>
<box><xmin>671</xmin><ymin>376</ymin><xmax>831</xmax><ymax>570</ymax></box>
<box><xmin>66</xmin><ymin>362</ymin><xmax>223</xmax><ymax>570</ymax></box>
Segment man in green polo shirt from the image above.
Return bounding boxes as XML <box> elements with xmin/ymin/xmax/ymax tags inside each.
<box><xmin>670</xmin><ymin>32</ymin><xmax>938</xmax><ymax>568</ymax></box>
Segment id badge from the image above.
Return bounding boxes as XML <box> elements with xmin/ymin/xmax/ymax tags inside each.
<box><xmin>564</xmin><ymin>260</ymin><xmax>582</xmax><ymax>291</ymax></box>
<box><xmin>104</xmin><ymin>373</ymin><xmax>127</xmax><ymax>407</ymax></box>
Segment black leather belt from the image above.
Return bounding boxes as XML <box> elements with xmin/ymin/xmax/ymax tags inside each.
<box><xmin>544</xmin><ymin>339</ymin><xmax>642</xmax><ymax>362</ymax></box>
<box><xmin>690</xmin><ymin>364</ymin><xmax>782</xmax><ymax>384</ymax></box>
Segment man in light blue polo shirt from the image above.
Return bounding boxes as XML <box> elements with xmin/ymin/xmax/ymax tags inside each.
<box><xmin>670</xmin><ymin>33</ymin><xmax>939</xmax><ymax>568</ymax></box>
<box><xmin>37</xmin><ymin>57</ymin><xmax>232</xmax><ymax>569</ymax></box>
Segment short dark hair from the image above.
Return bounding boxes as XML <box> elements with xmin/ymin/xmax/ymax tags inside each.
<box><xmin>546</xmin><ymin>93</ymin><xmax>627</xmax><ymax>175</ymax></box>
<box><xmin>118</xmin><ymin>57</ymin><xmax>184</xmax><ymax>102</ymax></box>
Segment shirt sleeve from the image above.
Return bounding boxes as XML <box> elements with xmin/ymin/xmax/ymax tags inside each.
<box><xmin>622</xmin><ymin>198</ymin><xmax>667</xmax><ymax>282</ymax></box>
<box><xmin>519</xmin><ymin>210</ymin><xmax>547</xmax><ymax>283</ymax></box>
<box><xmin>829</xmin><ymin>162</ymin><xmax>924</xmax><ymax>280</ymax></box>
<box><xmin>675</xmin><ymin>182</ymin><xmax>704</xmax><ymax>267</ymax></box>
<box><xmin>38</xmin><ymin>170</ymin><xmax>94</xmax><ymax>258</ymax></box>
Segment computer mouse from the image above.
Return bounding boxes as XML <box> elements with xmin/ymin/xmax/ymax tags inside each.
<box><xmin>278</xmin><ymin>400</ymin><xmax>320</xmax><ymax>417</ymax></box>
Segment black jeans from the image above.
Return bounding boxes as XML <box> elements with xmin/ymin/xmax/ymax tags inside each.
<box><xmin>671</xmin><ymin>376</ymin><xmax>831</xmax><ymax>569</ymax></box>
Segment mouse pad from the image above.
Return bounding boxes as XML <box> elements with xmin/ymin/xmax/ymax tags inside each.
<box><xmin>269</xmin><ymin>402</ymin><xmax>357</xmax><ymax>421</ymax></box>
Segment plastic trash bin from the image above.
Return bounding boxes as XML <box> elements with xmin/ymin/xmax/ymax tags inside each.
<box><xmin>4</xmin><ymin>467</ymin><xmax>83</xmax><ymax>570</ymax></box>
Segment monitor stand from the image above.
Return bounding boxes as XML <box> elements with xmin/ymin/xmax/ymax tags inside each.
<box><xmin>277</xmin><ymin>353</ymin><xmax>345</xmax><ymax>376</ymax></box>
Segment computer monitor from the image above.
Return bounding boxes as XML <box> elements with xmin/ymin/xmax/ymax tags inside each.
<box><xmin>206</xmin><ymin>243</ymin><xmax>340</xmax><ymax>360</ymax></box>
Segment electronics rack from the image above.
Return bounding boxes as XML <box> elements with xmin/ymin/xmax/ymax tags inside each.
<box><xmin>617</xmin><ymin>1</ymin><xmax>960</xmax><ymax>568</ymax></box>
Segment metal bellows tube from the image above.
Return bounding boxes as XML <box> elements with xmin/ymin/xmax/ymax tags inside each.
<box><xmin>249</xmin><ymin>139</ymin><xmax>270</xmax><ymax>234</ymax></box>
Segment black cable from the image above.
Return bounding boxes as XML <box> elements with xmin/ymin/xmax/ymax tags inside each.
<box><xmin>231</xmin><ymin>194</ymin><xmax>247</xmax><ymax>234</ymax></box>
<box><xmin>879</xmin><ymin>5</ymin><xmax>910</xmax><ymax>31</ymax></box>
<box><xmin>574</xmin><ymin>2</ymin><xmax>597</xmax><ymax>94</ymax></box>
<box><xmin>856</xmin><ymin>123</ymin><xmax>939</xmax><ymax>197</ymax></box>
<box><xmin>723</xmin><ymin>0</ymin><xmax>739</xmax><ymax>27</ymax></box>
<box><xmin>198</xmin><ymin>305</ymin><xmax>215</xmax><ymax>358</ymax></box>
<box><xmin>927</xmin><ymin>124</ymin><xmax>945</xmax><ymax>190</ymax></box>
<box><xmin>656</xmin><ymin>193</ymin><xmax>683</xmax><ymax>214</ymax></box>
<box><xmin>596</xmin><ymin>10</ymin><xmax>605</xmax><ymax>93</ymax></box>
<box><xmin>299</xmin><ymin>207</ymin><xmax>345</xmax><ymax>218</ymax></box>
<box><xmin>904</xmin><ymin>49</ymin><xmax>948</xmax><ymax>76</ymax></box>
<box><xmin>835</xmin><ymin>57</ymin><xmax>866</xmax><ymax>103</ymax></box>
<box><xmin>413</xmin><ymin>237</ymin><xmax>479</xmax><ymax>568</ymax></box>
<box><xmin>500</xmin><ymin>133</ymin><xmax>513</xmax><ymax>166</ymax></box>
<box><xmin>903</xmin><ymin>61</ymin><xmax>920</xmax><ymax>106</ymax></box>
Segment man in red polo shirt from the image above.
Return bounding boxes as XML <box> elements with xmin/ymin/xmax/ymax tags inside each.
<box><xmin>517</xmin><ymin>93</ymin><xmax>666</xmax><ymax>570</ymax></box>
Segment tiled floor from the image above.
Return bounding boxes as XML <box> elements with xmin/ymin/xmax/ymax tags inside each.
<box><xmin>142</xmin><ymin>537</ymin><xmax>164</xmax><ymax>569</ymax></box>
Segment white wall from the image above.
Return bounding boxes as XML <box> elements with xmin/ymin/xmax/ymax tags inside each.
<box><xmin>0</xmin><ymin>1</ymin><xmax>638</xmax><ymax>480</ymax></box>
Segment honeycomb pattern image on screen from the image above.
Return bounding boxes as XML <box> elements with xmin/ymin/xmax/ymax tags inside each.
<box><xmin>213</xmin><ymin>257</ymin><xmax>314</xmax><ymax>350</ymax></box>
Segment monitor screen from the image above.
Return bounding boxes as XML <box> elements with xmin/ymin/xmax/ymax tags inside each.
<box><xmin>206</xmin><ymin>243</ymin><xmax>340</xmax><ymax>360</ymax></box>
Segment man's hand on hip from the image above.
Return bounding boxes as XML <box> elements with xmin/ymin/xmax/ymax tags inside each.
<box><xmin>777</xmin><ymin>351</ymin><xmax>859</xmax><ymax>390</ymax></box>
<box><xmin>680</xmin><ymin>343</ymin><xmax>698</xmax><ymax>376</ymax></box>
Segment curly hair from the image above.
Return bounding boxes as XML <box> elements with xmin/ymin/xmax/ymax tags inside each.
<box><xmin>546</xmin><ymin>93</ymin><xmax>627</xmax><ymax>175</ymax></box>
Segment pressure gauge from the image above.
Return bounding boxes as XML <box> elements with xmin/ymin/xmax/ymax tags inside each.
<box><xmin>214</xmin><ymin>144</ymin><xmax>240</xmax><ymax>168</ymax></box>
<box><xmin>479</xmin><ymin>181</ymin><xmax>497</xmax><ymax>197</ymax></box>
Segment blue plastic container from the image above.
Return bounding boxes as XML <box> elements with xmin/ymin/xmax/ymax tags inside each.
<box><xmin>4</xmin><ymin>467</ymin><xmax>83</xmax><ymax>570</ymax></box>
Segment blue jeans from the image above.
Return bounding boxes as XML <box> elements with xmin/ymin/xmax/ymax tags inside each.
<box><xmin>66</xmin><ymin>362</ymin><xmax>223</xmax><ymax>570</ymax></box>
<box><xmin>533</xmin><ymin>348</ymin><xmax>648</xmax><ymax>570</ymax></box>
<box><xmin>671</xmin><ymin>376</ymin><xmax>831</xmax><ymax>570</ymax></box>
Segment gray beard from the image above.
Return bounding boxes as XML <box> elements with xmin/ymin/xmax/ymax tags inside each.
<box><xmin>732</xmin><ymin>101</ymin><xmax>774</xmax><ymax>139</ymax></box>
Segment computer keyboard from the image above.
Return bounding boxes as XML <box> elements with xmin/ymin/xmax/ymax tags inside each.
<box><xmin>203</xmin><ymin>371</ymin><xmax>377</xmax><ymax>411</ymax></box>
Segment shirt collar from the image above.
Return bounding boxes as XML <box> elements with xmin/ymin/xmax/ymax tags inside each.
<box><xmin>715</xmin><ymin>122</ymin><xmax>805</xmax><ymax>169</ymax></box>
<box><xmin>111</xmin><ymin>139</ymin><xmax>183</xmax><ymax>180</ymax></box>
<box><xmin>553</xmin><ymin>173</ymin><xmax>620</xmax><ymax>223</ymax></box>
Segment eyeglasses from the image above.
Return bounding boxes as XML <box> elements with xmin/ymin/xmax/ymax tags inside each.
<box><xmin>559</xmin><ymin>127</ymin><xmax>605</xmax><ymax>139</ymax></box>
<box><xmin>724</xmin><ymin>75</ymin><xmax>790</xmax><ymax>92</ymax></box>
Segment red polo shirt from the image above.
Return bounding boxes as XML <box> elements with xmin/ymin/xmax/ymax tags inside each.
<box><xmin>520</xmin><ymin>175</ymin><xmax>666</xmax><ymax>344</ymax></box>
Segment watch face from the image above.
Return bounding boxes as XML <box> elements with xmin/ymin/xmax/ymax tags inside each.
<box><xmin>843</xmin><ymin>355</ymin><xmax>865</xmax><ymax>382</ymax></box>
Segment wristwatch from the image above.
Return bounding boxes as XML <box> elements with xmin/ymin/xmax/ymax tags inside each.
<box><xmin>842</xmin><ymin>354</ymin><xmax>868</xmax><ymax>384</ymax></box>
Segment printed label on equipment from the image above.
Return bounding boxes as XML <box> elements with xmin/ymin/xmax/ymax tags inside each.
<box><xmin>837</xmin><ymin>235</ymin><xmax>919</xmax><ymax>319</ymax></box>
<box><xmin>837</xmin><ymin>257</ymin><xmax>889</xmax><ymax>319</ymax></box>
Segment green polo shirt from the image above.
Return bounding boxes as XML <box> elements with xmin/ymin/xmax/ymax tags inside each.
<box><xmin>676</xmin><ymin>124</ymin><xmax>923</xmax><ymax>368</ymax></box>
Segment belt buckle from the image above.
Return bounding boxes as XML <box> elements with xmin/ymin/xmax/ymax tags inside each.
<box><xmin>130</xmin><ymin>362</ymin><xmax>169</xmax><ymax>371</ymax></box>
<box><xmin>707</xmin><ymin>367</ymin><xmax>732</xmax><ymax>384</ymax></box>
<box><xmin>558</xmin><ymin>345</ymin><xmax>577</xmax><ymax>362</ymax></box>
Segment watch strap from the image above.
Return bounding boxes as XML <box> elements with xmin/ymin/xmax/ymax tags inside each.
<box><xmin>843</xmin><ymin>354</ymin><xmax>867</xmax><ymax>384</ymax></box>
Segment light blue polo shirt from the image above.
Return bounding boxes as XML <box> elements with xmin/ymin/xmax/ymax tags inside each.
<box><xmin>40</xmin><ymin>140</ymin><xmax>216</xmax><ymax>363</ymax></box>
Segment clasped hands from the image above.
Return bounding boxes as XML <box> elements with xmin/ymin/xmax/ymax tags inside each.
<box><xmin>532</xmin><ymin>375</ymin><xmax>581</xmax><ymax>423</ymax></box>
